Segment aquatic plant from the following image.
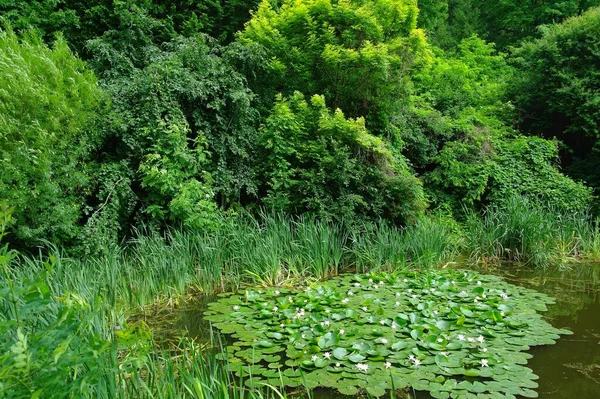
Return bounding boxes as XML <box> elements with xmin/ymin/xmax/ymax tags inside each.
<box><xmin>205</xmin><ymin>269</ymin><xmax>571</xmax><ymax>398</ymax></box>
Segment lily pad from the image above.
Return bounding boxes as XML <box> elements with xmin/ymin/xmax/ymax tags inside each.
<box><xmin>205</xmin><ymin>270</ymin><xmax>569</xmax><ymax>397</ymax></box>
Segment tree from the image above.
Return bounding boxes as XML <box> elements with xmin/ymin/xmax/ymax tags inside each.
<box><xmin>238</xmin><ymin>0</ymin><xmax>431</xmax><ymax>139</ymax></box>
<box><xmin>510</xmin><ymin>7</ymin><xmax>600</xmax><ymax>191</ymax></box>
<box><xmin>0</xmin><ymin>28</ymin><xmax>103</xmax><ymax>248</ymax></box>
<box><xmin>258</xmin><ymin>92</ymin><xmax>425</xmax><ymax>224</ymax></box>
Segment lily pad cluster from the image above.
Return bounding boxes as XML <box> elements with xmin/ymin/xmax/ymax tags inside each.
<box><xmin>204</xmin><ymin>270</ymin><xmax>571</xmax><ymax>398</ymax></box>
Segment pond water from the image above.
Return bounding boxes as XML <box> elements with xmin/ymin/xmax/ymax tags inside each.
<box><xmin>141</xmin><ymin>264</ymin><xmax>600</xmax><ymax>398</ymax></box>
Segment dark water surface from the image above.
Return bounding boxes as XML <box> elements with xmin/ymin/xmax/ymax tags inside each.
<box><xmin>145</xmin><ymin>264</ymin><xmax>600</xmax><ymax>398</ymax></box>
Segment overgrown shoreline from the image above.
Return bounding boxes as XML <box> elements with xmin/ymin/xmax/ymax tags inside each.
<box><xmin>2</xmin><ymin>198</ymin><xmax>600</xmax><ymax>398</ymax></box>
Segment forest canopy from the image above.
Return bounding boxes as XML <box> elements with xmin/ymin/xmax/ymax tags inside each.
<box><xmin>0</xmin><ymin>0</ymin><xmax>599</xmax><ymax>253</ymax></box>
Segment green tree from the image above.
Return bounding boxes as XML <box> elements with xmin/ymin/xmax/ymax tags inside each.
<box><xmin>238</xmin><ymin>0</ymin><xmax>431</xmax><ymax>139</ymax></box>
<box><xmin>258</xmin><ymin>92</ymin><xmax>425</xmax><ymax>224</ymax></box>
<box><xmin>399</xmin><ymin>36</ymin><xmax>514</xmax><ymax>171</ymax></box>
<box><xmin>476</xmin><ymin>0</ymin><xmax>600</xmax><ymax>48</ymax></box>
<box><xmin>83</xmin><ymin>31</ymin><xmax>260</xmax><ymax>248</ymax></box>
<box><xmin>510</xmin><ymin>7</ymin><xmax>600</xmax><ymax>192</ymax></box>
<box><xmin>0</xmin><ymin>28</ymin><xmax>103</xmax><ymax>248</ymax></box>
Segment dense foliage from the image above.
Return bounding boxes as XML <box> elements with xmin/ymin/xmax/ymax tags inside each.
<box><xmin>258</xmin><ymin>93</ymin><xmax>424</xmax><ymax>223</ymax></box>
<box><xmin>2</xmin><ymin>3</ymin><xmax>600</xmax><ymax>398</ymax></box>
<box><xmin>511</xmin><ymin>7</ymin><xmax>600</xmax><ymax>193</ymax></box>
<box><xmin>0</xmin><ymin>1</ymin><xmax>597</xmax><ymax>250</ymax></box>
<box><xmin>0</xmin><ymin>29</ymin><xmax>103</xmax><ymax>248</ymax></box>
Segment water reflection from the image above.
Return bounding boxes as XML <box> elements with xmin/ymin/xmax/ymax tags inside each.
<box><xmin>486</xmin><ymin>263</ymin><xmax>600</xmax><ymax>399</ymax></box>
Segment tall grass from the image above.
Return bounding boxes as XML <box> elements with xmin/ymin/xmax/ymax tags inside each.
<box><xmin>464</xmin><ymin>196</ymin><xmax>600</xmax><ymax>268</ymax></box>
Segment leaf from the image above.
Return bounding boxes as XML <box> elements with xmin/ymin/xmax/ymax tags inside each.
<box><xmin>333</xmin><ymin>347</ymin><xmax>348</xmax><ymax>360</ymax></box>
<box><xmin>348</xmin><ymin>353</ymin><xmax>366</xmax><ymax>363</ymax></box>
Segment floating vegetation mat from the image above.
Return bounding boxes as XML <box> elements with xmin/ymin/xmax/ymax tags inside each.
<box><xmin>205</xmin><ymin>270</ymin><xmax>571</xmax><ymax>398</ymax></box>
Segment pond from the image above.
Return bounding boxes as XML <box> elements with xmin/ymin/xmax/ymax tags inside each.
<box><xmin>139</xmin><ymin>264</ymin><xmax>600</xmax><ymax>398</ymax></box>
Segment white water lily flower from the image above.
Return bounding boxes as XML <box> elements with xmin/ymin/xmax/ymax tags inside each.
<box><xmin>302</xmin><ymin>334</ymin><xmax>307</xmax><ymax>339</ymax></box>
<box><xmin>288</xmin><ymin>297</ymin><xmax>293</xmax><ymax>302</ymax></box>
<box><xmin>437</xmin><ymin>338</ymin><xmax>443</xmax><ymax>343</ymax></box>
<box><xmin>407</xmin><ymin>289</ymin><xmax>413</xmax><ymax>293</ymax></box>
<box><xmin>481</xmin><ymin>347</ymin><xmax>488</xmax><ymax>352</ymax></box>
<box><xmin>501</xmin><ymin>293</ymin><xmax>509</xmax><ymax>300</ymax></box>
<box><xmin>457</xmin><ymin>335</ymin><xmax>465</xmax><ymax>341</ymax></box>
<box><xmin>323</xmin><ymin>320</ymin><xmax>330</xmax><ymax>326</ymax></box>
<box><xmin>391</xmin><ymin>323</ymin><xmax>398</xmax><ymax>329</ymax></box>
<box><xmin>412</xmin><ymin>294</ymin><xmax>418</xmax><ymax>299</ymax></box>
<box><xmin>362</xmin><ymin>306</ymin><xmax>368</xmax><ymax>312</ymax></box>
<box><xmin>280</xmin><ymin>323</ymin><xmax>285</xmax><ymax>328</ymax></box>
<box><xmin>395</xmin><ymin>292</ymin><xmax>401</xmax><ymax>297</ymax></box>
<box><xmin>477</xmin><ymin>281</ymin><xmax>482</xmax><ymax>286</ymax></box>
<box><xmin>233</xmin><ymin>305</ymin><xmax>240</xmax><ymax>311</ymax></box>
<box><xmin>480</xmin><ymin>359</ymin><xmax>489</xmax><ymax>367</ymax></box>
<box><xmin>369</xmin><ymin>279</ymin><xmax>374</xmax><ymax>283</ymax></box>
<box><xmin>342</xmin><ymin>298</ymin><xmax>349</xmax><ymax>304</ymax></box>
<box><xmin>385</xmin><ymin>362</ymin><xmax>392</xmax><ymax>369</ymax></box>
<box><xmin>354</xmin><ymin>283</ymin><xmax>361</xmax><ymax>287</ymax></box>
<box><xmin>381</xmin><ymin>338</ymin><xmax>388</xmax><ymax>344</ymax></box>
<box><xmin>356</xmin><ymin>363</ymin><xmax>368</xmax><ymax>372</ymax></box>
<box><xmin>339</xmin><ymin>329</ymin><xmax>345</xmax><ymax>335</ymax></box>
<box><xmin>408</xmin><ymin>355</ymin><xmax>415</xmax><ymax>361</ymax></box>
<box><xmin>433</xmin><ymin>310</ymin><xmax>439</xmax><ymax>315</ymax></box>
<box><xmin>395</xmin><ymin>301</ymin><xmax>400</xmax><ymax>307</ymax></box>
<box><xmin>311</xmin><ymin>355</ymin><xmax>318</xmax><ymax>362</ymax></box>
<box><xmin>335</xmin><ymin>362</ymin><xmax>341</xmax><ymax>367</ymax></box>
<box><xmin>467</xmin><ymin>337</ymin><xmax>475</xmax><ymax>343</ymax></box>
<box><xmin>324</xmin><ymin>352</ymin><xmax>331</xmax><ymax>359</ymax></box>
<box><xmin>474</xmin><ymin>298</ymin><xmax>478</xmax><ymax>303</ymax></box>
<box><xmin>274</xmin><ymin>290</ymin><xmax>280</xmax><ymax>295</ymax></box>
<box><xmin>500</xmin><ymin>311</ymin><xmax>505</xmax><ymax>316</ymax></box>
<box><xmin>440</xmin><ymin>352</ymin><xmax>449</xmax><ymax>357</ymax></box>
<box><xmin>273</xmin><ymin>306</ymin><xmax>278</xmax><ymax>312</ymax></box>
<box><xmin>477</xmin><ymin>336</ymin><xmax>485</xmax><ymax>343</ymax></box>
<box><xmin>403</xmin><ymin>279</ymin><xmax>408</xmax><ymax>283</ymax></box>
<box><xmin>348</xmin><ymin>291</ymin><xmax>354</xmax><ymax>296</ymax></box>
<box><xmin>452</xmin><ymin>280</ymin><xmax>456</xmax><ymax>285</ymax></box>
<box><xmin>380</xmin><ymin>319</ymin><xmax>386</xmax><ymax>325</ymax></box>
<box><xmin>413</xmin><ymin>359</ymin><xmax>421</xmax><ymax>366</ymax></box>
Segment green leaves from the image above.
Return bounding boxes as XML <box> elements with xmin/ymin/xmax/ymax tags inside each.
<box><xmin>206</xmin><ymin>269</ymin><xmax>569</xmax><ymax>397</ymax></box>
<box><xmin>258</xmin><ymin>92</ymin><xmax>425</xmax><ymax>227</ymax></box>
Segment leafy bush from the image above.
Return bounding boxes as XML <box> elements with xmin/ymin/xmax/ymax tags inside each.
<box><xmin>427</xmin><ymin>134</ymin><xmax>592</xmax><ymax>213</ymax></box>
<box><xmin>0</xmin><ymin>28</ymin><xmax>104</xmax><ymax>248</ymax></box>
<box><xmin>83</xmin><ymin>33</ymin><xmax>262</xmax><ymax>248</ymax></box>
<box><xmin>0</xmin><ymin>0</ymin><xmax>263</xmax><ymax>55</ymax></box>
<box><xmin>511</xmin><ymin>7</ymin><xmax>600</xmax><ymax>193</ymax></box>
<box><xmin>400</xmin><ymin>36</ymin><xmax>514</xmax><ymax>171</ymax></box>
<box><xmin>258</xmin><ymin>92</ymin><xmax>425</xmax><ymax>224</ymax></box>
